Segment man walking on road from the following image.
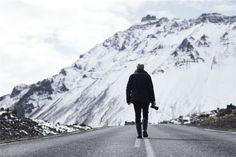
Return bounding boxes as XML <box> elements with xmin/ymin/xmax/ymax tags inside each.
<box><xmin>126</xmin><ymin>64</ymin><xmax>158</xmax><ymax>139</ymax></box>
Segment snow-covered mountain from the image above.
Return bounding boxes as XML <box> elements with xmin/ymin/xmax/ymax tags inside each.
<box><xmin>0</xmin><ymin>13</ymin><xmax>236</xmax><ymax>127</ymax></box>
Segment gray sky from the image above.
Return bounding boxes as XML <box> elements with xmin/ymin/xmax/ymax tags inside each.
<box><xmin>0</xmin><ymin>0</ymin><xmax>236</xmax><ymax>95</ymax></box>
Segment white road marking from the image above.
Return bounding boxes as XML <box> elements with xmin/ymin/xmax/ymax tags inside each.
<box><xmin>144</xmin><ymin>138</ymin><xmax>156</xmax><ymax>157</ymax></box>
<box><xmin>204</xmin><ymin>129</ymin><xmax>225</xmax><ymax>133</ymax></box>
<box><xmin>204</xmin><ymin>129</ymin><xmax>217</xmax><ymax>132</ymax></box>
<box><xmin>134</xmin><ymin>139</ymin><xmax>141</xmax><ymax>148</ymax></box>
<box><xmin>204</xmin><ymin>129</ymin><xmax>236</xmax><ymax>134</ymax></box>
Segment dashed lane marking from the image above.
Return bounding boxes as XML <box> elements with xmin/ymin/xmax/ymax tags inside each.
<box><xmin>134</xmin><ymin>139</ymin><xmax>141</xmax><ymax>148</ymax></box>
<box><xmin>144</xmin><ymin>138</ymin><xmax>156</xmax><ymax>157</ymax></box>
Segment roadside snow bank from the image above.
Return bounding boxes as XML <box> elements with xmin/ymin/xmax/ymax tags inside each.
<box><xmin>0</xmin><ymin>108</ymin><xmax>92</xmax><ymax>142</ymax></box>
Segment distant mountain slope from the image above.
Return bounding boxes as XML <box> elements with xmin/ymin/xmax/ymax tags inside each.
<box><xmin>1</xmin><ymin>13</ymin><xmax>236</xmax><ymax>127</ymax></box>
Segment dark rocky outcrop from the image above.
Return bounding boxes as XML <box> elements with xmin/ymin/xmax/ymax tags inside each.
<box><xmin>178</xmin><ymin>38</ymin><xmax>194</xmax><ymax>52</ymax></box>
<box><xmin>171</xmin><ymin>21</ymin><xmax>179</xmax><ymax>27</ymax></box>
<box><xmin>191</xmin><ymin>104</ymin><xmax>236</xmax><ymax>129</ymax></box>
<box><xmin>59</xmin><ymin>83</ymin><xmax>69</xmax><ymax>92</ymax></box>
<box><xmin>73</xmin><ymin>63</ymin><xmax>82</xmax><ymax>70</ymax></box>
<box><xmin>0</xmin><ymin>109</ymin><xmax>91</xmax><ymax>142</ymax></box>
<box><xmin>0</xmin><ymin>95</ymin><xmax>6</xmax><ymax>101</ymax></box>
<box><xmin>171</xmin><ymin>39</ymin><xmax>195</xmax><ymax>57</ymax></box>
<box><xmin>103</xmin><ymin>33</ymin><xmax>120</xmax><ymax>50</ymax></box>
<box><xmin>221</xmin><ymin>32</ymin><xmax>229</xmax><ymax>41</ymax></box>
<box><xmin>10</xmin><ymin>87</ymin><xmax>22</xmax><ymax>98</ymax></box>
<box><xmin>59</xmin><ymin>69</ymin><xmax>67</xmax><ymax>76</ymax></box>
<box><xmin>197</xmin><ymin>34</ymin><xmax>210</xmax><ymax>47</ymax></box>
<box><xmin>120</xmin><ymin>43</ymin><xmax>126</xmax><ymax>51</ymax></box>
<box><xmin>195</xmin><ymin>13</ymin><xmax>236</xmax><ymax>24</ymax></box>
<box><xmin>160</xmin><ymin>104</ymin><xmax>236</xmax><ymax>130</ymax></box>
<box><xmin>10</xmin><ymin>85</ymin><xmax>29</xmax><ymax>98</ymax></box>
<box><xmin>141</xmin><ymin>14</ymin><xmax>157</xmax><ymax>22</ymax></box>
<box><xmin>14</xmin><ymin>79</ymin><xmax>54</xmax><ymax>118</ymax></box>
<box><xmin>171</xmin><ymin>38</ymin><xmax>205</xmax><ymax>67</ymax></box>
<box><xmin>147</xmin><ymin>34</ymin><xmax>157</xmax><ymax>38</ymax></box>
<box><xmin>0</xmin><ymin>110</ymin><xmax>44</xmax><ymax>141</ymax></box>
<box><xmin>155</xmin><ymin>17</ymin><xmax>169</xmax><ymax>27</ymax></box>
<box><xmin>35</xmin><ymin>79</ymin><xmax>54</xmax><ymax>95</ymax></box>
<box><xmin>103</xmin><ymin>33</ymin><xmax>131</xmax><ymax>51</ymax></box>
<box><xmin>79</xmin><ymin>54</ymin><xmax>85</xmax><ymax>58</ymax></box>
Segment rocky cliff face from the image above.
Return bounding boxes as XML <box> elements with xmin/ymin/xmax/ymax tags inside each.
<box><xmin>0</xmin><ymin>13</ymin><xmax>236</xmax><ymax>127</ymax></box>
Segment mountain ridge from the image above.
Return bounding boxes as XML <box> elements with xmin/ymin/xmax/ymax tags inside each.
<box><xmin>0</xmin><ymin>13</ymin><xmax>236</xmax><ymax>127</ymax></box>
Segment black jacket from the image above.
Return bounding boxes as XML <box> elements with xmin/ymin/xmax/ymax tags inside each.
<box><xmin>126</xmin><ymin>69</ymin><xmax>155</xmax><ymax>103</ymax></box>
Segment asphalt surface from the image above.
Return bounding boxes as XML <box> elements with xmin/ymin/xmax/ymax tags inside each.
<box><xmin>0</xmin><ymin>124</ymin><xmax>236</xmax><ymax>157</ymax></box>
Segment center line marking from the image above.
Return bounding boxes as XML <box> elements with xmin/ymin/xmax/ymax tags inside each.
<box><xmin>144</xmin><ymin>138</ymin><xmax>156</xmax><ymax>157</ymax></box>
<box><xmin>134</xmin><ymin>139</ymin><xmax>141</xmax><ymax>148</ymax></box>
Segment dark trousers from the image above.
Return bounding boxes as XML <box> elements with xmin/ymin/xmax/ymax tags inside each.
<box><xmin>133</xmin><ymin>101</ymin><xmax>149</xmax><ymax>135</ymax></box>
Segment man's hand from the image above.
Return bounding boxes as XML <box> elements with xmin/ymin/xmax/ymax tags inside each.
<box><xmin>151</xmin><ymin>101</ymin><xmax>156</xmax><ymax>106</ymax></box>
<box><xmin>151</xmin><ymin>101</ymin><xmax>159</xmax><ymax>110</ymax></box>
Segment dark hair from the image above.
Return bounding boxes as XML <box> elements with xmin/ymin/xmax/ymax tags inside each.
<box><xmin>137</xmin><ymin>64</ymin><xmax>144</xmax><ymax>70</ymax></box>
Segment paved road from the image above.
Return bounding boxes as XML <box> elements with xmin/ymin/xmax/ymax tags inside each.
<box><xmin>0</xmin><ymin>124</ymin><xmax>236</xmax><ymax>157</ymax></box>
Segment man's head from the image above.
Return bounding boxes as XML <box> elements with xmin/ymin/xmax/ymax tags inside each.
<box><xmin>137</xmin><ymin>64</ymin><xmax>144</xmax><ymax>71</ymax></box>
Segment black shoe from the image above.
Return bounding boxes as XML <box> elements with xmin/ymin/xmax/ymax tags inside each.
<box><xmin>137</xmin><ymin>135</ymin><xmax>142</xmax><ymax>139</ymax></box>
<box><xmin>151</xmin><ymin>105</ymin><xmax>159</xmax><ymax>110</ymax></box>
<box><xmin>143</xmin><ymin>131</ymin><xmax>148</xmax><ymax>138</ymax></box>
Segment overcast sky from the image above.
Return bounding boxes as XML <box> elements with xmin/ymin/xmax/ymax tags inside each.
<box><xmin>0</xmin><ymin>0</ymin><xmax>236</xmax><ymax>95</ymax></box>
